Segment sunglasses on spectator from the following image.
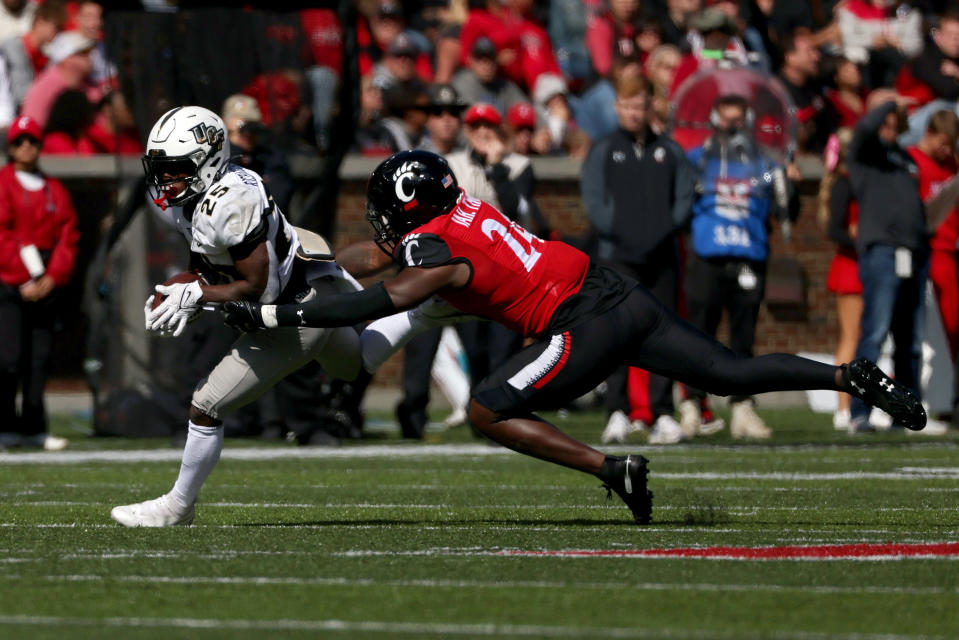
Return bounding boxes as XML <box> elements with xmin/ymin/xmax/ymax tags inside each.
<box><xmin>11</xmin><ymin>136</ymin><xmax>40</xmax><ymax>147</ymax></box>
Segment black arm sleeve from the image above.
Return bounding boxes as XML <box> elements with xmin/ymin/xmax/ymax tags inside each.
<box><xmin>275</xmin><ymin>281</ymin><xmax>399</xmax><ymax>328</ymax></box>
<box><xmin>827</xmin><ymin>177</ymin><xmax>856</xmax><ymax>248</ymax></box>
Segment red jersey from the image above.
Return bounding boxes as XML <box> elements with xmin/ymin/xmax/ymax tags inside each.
<box><xmin>396</xmin><ymin>195</ymin><xmax>589</xmax><ymax>337</ymax></box>
<box><xmin>0</xmin><ymin>164</ymin><xmax>79</xmax><ymax>287</ymax></box>
<box><xmin>908</xmin><ymin>146</ymin><xmax>959</xmax><ymax>252</ymax></box>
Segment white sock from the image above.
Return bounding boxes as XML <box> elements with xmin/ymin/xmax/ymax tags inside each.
<box><xmin>169</xmin><ymin>421</ymin><xmax>223</xmax><ymax>508</ymax></box>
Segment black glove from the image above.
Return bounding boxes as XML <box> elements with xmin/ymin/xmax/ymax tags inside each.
<box><xmin>223</xmin><ymin>300</ymin><xmax>266</xmax><ymax>332</ymax></box>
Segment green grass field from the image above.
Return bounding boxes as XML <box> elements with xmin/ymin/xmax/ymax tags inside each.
<box><xmin>2</xmin><ymin>407</ymin><xmax>959</xmax><ymax>639</ymax></box>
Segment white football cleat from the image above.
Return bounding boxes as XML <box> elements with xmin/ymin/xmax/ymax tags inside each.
<box><xmin>678</xmin><ymin>399</ymin><xmax>701</xmax><ymax>439</ymax></box>
<box><xmin>111</xmin><ymin>494</ymin><xmax>195</xmax><ymax>527</ymax></box>
<box><xmin>698</xmin><ymin>416</ymin><xmax>726</xmax><ymax>436</ymax></box>
<box><xmin>22</xmin><ymin>433</ymin><xmax>69</xmax><ymax>450</ymax></box>
<box><xmin>678</xmin><ymin>399</ymin><xmax>725</xmax><ymax>437</ymax></box>
<box><xmin>601</xmin><ymin>410</ymin><xmax>642</xmax><ymax>444</ymax></box>
<box><xmin>648</xmin><ymin>414</ymin><xmax>684</xmax><ymax>445</ymax></box>
<box><xmin>832</xmin><ymin>408</ymin><xmax>850</xmax><ymax>431</ymax></box>
<box><xmin>730</xmin><ymin>400</ymin><xmax>772</xmax><ymax>440</ymax></box>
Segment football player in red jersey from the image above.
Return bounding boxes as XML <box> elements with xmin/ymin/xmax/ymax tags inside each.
<box><xmin>225</xmin><ymin>149</ymin><xmax>927</xmax><ymax>524</ymax></box>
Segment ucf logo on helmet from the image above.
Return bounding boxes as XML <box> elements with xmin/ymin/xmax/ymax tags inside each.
<box><xmin>189</xmin><ymin>123</ymin><xmax>224</xmax><ymax>150</ymax></box>
<box><xmin>393</xmin><ymin>161</ymin><xmax>418</xmax><ymax>203</ymax></box>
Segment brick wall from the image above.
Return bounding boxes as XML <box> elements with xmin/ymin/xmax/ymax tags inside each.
<box><xmin>333</xmin><ymin>177</ymin><xmax>840</xmax><ymax>386</ymax></box>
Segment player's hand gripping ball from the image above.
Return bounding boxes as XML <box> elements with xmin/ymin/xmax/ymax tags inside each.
<box><xmin>144</xmin><ymin>272</ymin><xmax>205</xmax><ymax>337</ymax></box>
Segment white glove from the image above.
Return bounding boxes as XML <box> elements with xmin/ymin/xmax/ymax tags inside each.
<box><xmin>144</xmin><ymin>295</ymin><xmax>156</xmax><ymax>331</ymax></box>
<box><xmin>148</xmin><ymin>280</ymin><xmax>204</xmax><ymax>337</ymax></box>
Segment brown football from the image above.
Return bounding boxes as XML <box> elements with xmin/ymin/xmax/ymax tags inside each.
<box><xmin>151</xmin><ymin>271</ymin><xmax>205</xmax><ymax>310</ymax></box>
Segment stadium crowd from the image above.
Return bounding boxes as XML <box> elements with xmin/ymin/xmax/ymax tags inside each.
<box><xmin>2</xmin><ymin>0</ymin><xmax>959</xmax><ymax>448</ymax></box>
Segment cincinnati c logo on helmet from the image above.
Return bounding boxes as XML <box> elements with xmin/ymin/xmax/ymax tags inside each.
<box><xmin>393</xmin><ymin>161</ymin><xmax>418</xmax><ymax>203</ymax></box>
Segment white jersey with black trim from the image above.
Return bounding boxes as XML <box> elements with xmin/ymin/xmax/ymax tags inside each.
<box><xmin>169</xmin><ymin>163</ymin><xmax>299</xmax><ymax>304</ymax></box>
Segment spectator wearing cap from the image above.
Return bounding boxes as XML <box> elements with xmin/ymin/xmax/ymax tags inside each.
<box><xmin>20</xmin><ymin>29</ymin><xmax>98</xmax><ymax>129</ymax></box>
<box><xmin>505</xmin><ymin>101</ymin><xmax>539</xmax><ymax>155</ymax></box>
<box><xmin>372</xmin><ymin>32</ymin><xmax>432</xmax><ymax>93</ymax></box>
<box><xmin>221</xmin><ymin>93</ymin><xmax>293</xmax><ymax>212</ymax></box>
<box><xmin>451</xmin><ymin>36</ymin><xmax>528</xmax><ymax>117</ymax></box>
<box><xmin>531</xmin><ymin>72</ymin><xmax>575</xmax><ymax>155</ymax></box>
<box><xmin>358</xmin><ymin>1</ymin><xmax>433</xmax><ymax>85</ymax></box>
<box><xmin>380</xmin><ymin>81</ymin><xmax>431</xmax><ymax>151</ymax></box>
<box><xmin>0</xmin><ymin>115</ymin><xmax>78</xmax><ymax>451</ymax></box>
<box><xmin>0</xmin><ymin>0</ymin><xmax>65</xmax><ymax>119</ymax></box>
<box><xmin>448</xmin><ymin>102</ymin><xmax>548</xmax><ymax>234</ymax></box>
<box><xmin>458</xmin><ymin>0</ymin><xmax>561</xmax><ymax>93</ymax></box>
<box><xmin>420</xmin><ymin>83</ymin><xmax>466</xmax><ymax>155</ymax></box>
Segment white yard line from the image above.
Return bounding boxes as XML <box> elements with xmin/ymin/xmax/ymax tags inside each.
<box><xmin>0</xmin><ymin>573</ymin><xmax>943</xmax><ymax>596</ymax></box>
<box><xmin>9</xmin><ymin>500</ymin><xmax>959</xmax><ymax>514</ymax></box>
<box><xmin>0</xmin><ymin>614</ymin><xmax>950</xmax><ymax>640</ymax></box>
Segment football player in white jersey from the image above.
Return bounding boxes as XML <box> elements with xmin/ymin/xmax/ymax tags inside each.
<box><xmin>110</xmin><ymin>106</ymin><xmax>363</xmax><ymax>527</ymax></box>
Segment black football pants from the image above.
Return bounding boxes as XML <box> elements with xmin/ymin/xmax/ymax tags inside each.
<box><xmin>473</xmin><ymin>285</ymin><xmax>839</xmax><ymax>416</ymax></box>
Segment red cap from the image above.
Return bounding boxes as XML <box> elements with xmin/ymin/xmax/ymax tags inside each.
<box><xmin>463</xmin><ymin>103</ymin><xmax>502</xmax><ymax>126</ymax></box>
<box><xmin>7</xmin><ymin>115</ymin><xmax>42</xmax><ymax>144</ymax></box>
<box><xmin>507</xmin><ymin>102</ymin><xmax>536</xmax><ymax>129</ymax></box>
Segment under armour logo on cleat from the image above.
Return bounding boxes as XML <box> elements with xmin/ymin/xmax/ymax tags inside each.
<box><xmin>880</xmin><ymin>379</ymin><xmax>894</xmax><ymax>392</ymax></box>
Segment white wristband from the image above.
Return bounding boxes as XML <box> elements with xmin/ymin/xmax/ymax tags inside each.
<box><xmin>261</xmin><ymin>305</ymin><xmax>278</xmax><ymax>329</ymax></box>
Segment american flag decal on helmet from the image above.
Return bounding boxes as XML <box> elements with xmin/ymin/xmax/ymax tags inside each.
<box><xmin>442</xmin><ymin>173</ymin><xmax>453</xmax><ymax>188</ymax></box>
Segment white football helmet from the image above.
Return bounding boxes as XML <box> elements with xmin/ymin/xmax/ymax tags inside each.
<box><xmin>142</xmin><ymin>106</ymin><xmax>231</xmax><ymax>207</ymax></box>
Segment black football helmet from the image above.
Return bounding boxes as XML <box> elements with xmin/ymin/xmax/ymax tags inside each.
<box><xmin>366</xmin><ymin>150</ymin><xmax>460</xmax><ymax>254</ymax></box>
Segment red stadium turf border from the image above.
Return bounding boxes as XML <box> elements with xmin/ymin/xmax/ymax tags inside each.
<box><xmin>497</xmin><ymin>542</ymin><xmax>959</xmax><ymax>560</ymax></box>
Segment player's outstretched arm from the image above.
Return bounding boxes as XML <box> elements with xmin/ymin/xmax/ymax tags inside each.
<box><xmin>224</xmin><ymin>262</ymin><xmax>470</xmax><ymax>332</ymax></box>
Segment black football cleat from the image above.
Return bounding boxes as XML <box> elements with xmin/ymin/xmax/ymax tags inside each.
<box><xmin>599</xmin><ymin>454</ymin><xmax>653</xmax><ymax>524</ymax></box>
<box><xmin>842</xmin><ymin>358</ymin><xmax>926</xmax><ymax>431</ymax></box>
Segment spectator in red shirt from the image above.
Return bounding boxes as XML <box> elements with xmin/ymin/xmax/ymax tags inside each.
<box><xmin>586</xmin><ymin>0</ymin><xmax>641</xmax><ymax>78</ymax></box>
<box><xmin>0</xmin><ymin>115</ymin><xmax>78</xmax><ymax>450</ymax></box>
<box><xmin>909</xmin><ymin>111</ymin><xmax>959</xmax><ymax>368</ymax></box>
<box><xmin>459</xmin><ymin>0</ymin><xmax>560</xmax><ymax>93</ymax></box>
<box><xmin>824</xmin><ymin>55</ymin><xmax>866</xmax><ymax>130</ymax></box>
<box><xmin>41</xmin><ymin>88</ymin><xmax>94</xmax><ymax>154</ymax></box>
<box><xmin>84</xmin><ymin>88</ymin><xmax>141</xmax><ymax>155</ymax></box>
